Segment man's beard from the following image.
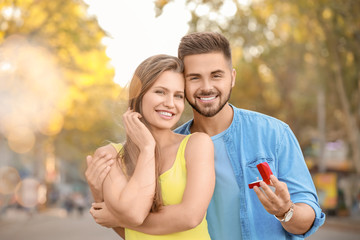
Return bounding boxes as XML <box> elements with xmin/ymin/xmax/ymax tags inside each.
<box><xmin>186</xmin><ymin>88</ymin><xmax>232</xmax><ymax>117</ymax></box>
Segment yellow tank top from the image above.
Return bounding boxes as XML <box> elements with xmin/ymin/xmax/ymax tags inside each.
<box><xmin>121</xmin><ymin>134</ymin><xmax>211</xmax><ymax>240</ymax></box>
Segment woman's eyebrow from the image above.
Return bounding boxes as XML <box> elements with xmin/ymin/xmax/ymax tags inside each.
<box><xmin>153</xmin><ymin>86</ymin><xmax>184</xmax><ymax>94</ymax></box>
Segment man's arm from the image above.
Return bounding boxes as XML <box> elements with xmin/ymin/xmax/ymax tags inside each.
<box><xmin>89</xmin><ymin>201</ymin><xmax>125</xmax><ymax>238</ymax></box>
<box><xmin>112</xmin><ymin>228</ymin><xmax>125</xmax><ymax>239</ymax></box>
<box><xmin>86</xmin><ymin>144</ymin><xmax>125</xmax><ymax>238</ymax></box>
<box><xmin>85</xmin><ymin>144</ymin><xmax>117</xmax><ymax>202</ymax></box>
<box><xmin>253</xmin><ymin>125</ymin><xmax>324</xmax><ymax>236</ymax></box>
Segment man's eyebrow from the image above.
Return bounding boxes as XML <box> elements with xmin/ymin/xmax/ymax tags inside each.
<box><xmin>211</xmin><ymin>70</ymin><xmax>225</xmax><ymax>74</ymax></box>
<box><xmin>185</xmin><ymin>70</ymin><xmax>225</xmax><ymax>78</ymax></box>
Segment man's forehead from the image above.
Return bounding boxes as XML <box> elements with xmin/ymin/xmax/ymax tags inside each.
<box><xmin>183</xmin><ymin>54</ymin><xmax>230</xmax><ymax>75</ymax></box>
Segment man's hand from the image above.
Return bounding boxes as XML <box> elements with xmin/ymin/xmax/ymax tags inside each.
<box><xmin>253</xmin><ymin>175</ymin><xmax>292</xmax><ymax>217</ymax></box>
<box><xmin>85</xmin><ymin>149</ymin><xmax>115</xmax><ymax>202</ymax></box>
<box><xmin>253</xmin><ymin>175</ymin><xmax>316</xmax><ymax>234</ymax></box>
<box><xmin>90</xmin><ymin>202</ymin><xmax>122</xmax><ymax>228</ymax></box>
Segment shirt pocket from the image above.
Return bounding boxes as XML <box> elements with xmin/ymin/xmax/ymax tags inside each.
<box><xmin>246</xmin><ymin>156</ymin><xmax>276</xmax><ymax>182</ymax></box>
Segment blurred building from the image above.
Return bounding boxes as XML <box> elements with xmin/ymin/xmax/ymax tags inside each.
<box><xmin>305</xmin><ymin>139</ymin><xmax>360</xmax><ymax>217</ymax></box>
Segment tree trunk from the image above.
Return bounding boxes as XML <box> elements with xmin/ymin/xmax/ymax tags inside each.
<box><xmin>317</xmin><ymin>88</ymin><xmax>326</xmax><ymax>173</ymax></box>
<box><xmin>319</xmin><ymin>17</ymin><xmax>360</xmax><ymax>175</ymax></box>
<box><xmin>332</xmin><ymin>52</ymin><xmax>360</xmax><ymax>175</ymax></box>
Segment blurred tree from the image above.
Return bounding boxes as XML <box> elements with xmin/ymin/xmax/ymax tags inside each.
<box><xmin>0</xmin><ymin>0</ymin><xmax>123</xmax><ymax>179</ymax></box>
<box><xmin>159</xmin><ymin>0</ymin><xmax>360</xmax><ymax>174</ymax></box>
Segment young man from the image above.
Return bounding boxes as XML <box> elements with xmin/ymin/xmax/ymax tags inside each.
<box><xmin>86</xmin><ymin>32</ymin><xmax>325</xmax><ymax>239</ymax></box>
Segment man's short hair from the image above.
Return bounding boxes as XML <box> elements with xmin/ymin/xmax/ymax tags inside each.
<box><xmin>178</xmin><ymin>32</ymin><xmax>232</xmax><ymax>68</ymax></box>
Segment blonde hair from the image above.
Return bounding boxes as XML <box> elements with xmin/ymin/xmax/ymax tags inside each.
<box><xmin>118</xmin><ymin>54</ymin><xmax>183</xmax><ymax>212</ymax></box>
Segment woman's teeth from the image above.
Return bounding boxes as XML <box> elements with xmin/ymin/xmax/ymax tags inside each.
<box><xmin>159</xmin><ymin>111</ymin><xmax>172</xmax><ymax>117</ymax></box>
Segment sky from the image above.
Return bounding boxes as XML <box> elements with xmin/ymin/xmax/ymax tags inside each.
<box><xmin>83</xmin><ymin>0</ymin><xmax>191</xmax><ymax>87</ymax></box>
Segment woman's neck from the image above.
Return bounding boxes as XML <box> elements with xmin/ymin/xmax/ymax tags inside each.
<box><xmin>151</xmin><ymin>129</ymin><xmax>177</xmax><ymax>148</ymax></box>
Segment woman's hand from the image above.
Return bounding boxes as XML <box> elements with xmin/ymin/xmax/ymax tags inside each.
<box><xmin>90</xmin><ymin>202</ymin><xmax>122</xmax><ymax>228</ymax></box>
<box><xmin>123</xmin><ymin>108</ymin><xmax>156</xmax><ymax>152</ymax></box>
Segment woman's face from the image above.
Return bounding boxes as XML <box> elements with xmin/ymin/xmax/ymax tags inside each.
<box><xmin>141</xmin><ymin>70</ymin><xmax>185</xmax><ymax>130</ymax></box>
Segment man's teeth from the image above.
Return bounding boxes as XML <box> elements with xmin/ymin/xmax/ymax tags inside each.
<box><xmin>159</xmin><ymin>111</ymin><xmax>172</xmax><ymax>117</ymax></box>
<box><xmin>200</xmin><ymin>96</ymin><xmax>216</xmax><ymax>101</ymax></box>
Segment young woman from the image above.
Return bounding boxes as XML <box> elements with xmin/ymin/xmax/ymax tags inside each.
<box><xmin>85</xmin><ymin>54</ymin><xmax>215</xmax><ymax>239</ymax></box>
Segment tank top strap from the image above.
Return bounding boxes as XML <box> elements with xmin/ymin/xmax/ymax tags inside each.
<box><xmin>176</xmin><ymin>134</ymin><xmax>191</xmax><ymax>168</ymax></box>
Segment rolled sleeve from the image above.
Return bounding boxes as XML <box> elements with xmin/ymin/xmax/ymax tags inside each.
<box><xmin>288</xmin><ymin>199</ymin><xmax>326</xmax><ymax>238</ymax></box>
<box><xmin>277</xmin><ymin>126</ymin><xmax>326</xmax><ymax>238</ymax></box>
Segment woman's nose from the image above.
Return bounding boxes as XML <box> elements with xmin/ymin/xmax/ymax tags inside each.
<box><xmin>164</xmin><ymin>95</ymin><xmax>174</xmax><ymax>108</ymax></box>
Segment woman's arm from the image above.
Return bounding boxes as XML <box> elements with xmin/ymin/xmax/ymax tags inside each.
<box><xmin>130</xmin><ymin>132</ymin><xmax>215</xmax><ymax>234</ymax></box>
<box><xmin>103</xmin><ymin>109</ymin><xmax>157</xmax><ymax>227</ymax></box>
<box><xmin>103</xmin><ymin>146</ymin><xmax>156</xmax><ymax>227</ymax></box>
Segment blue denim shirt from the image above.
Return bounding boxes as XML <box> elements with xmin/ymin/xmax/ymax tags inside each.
<box><xmin>175</xmin><ymin>105</ymin><xmax>325</xmax><ymax>239</ymax></box>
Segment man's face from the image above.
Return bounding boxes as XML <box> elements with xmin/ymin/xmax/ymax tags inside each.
<box><xmin>183</xmin><ymin>52</ymin><xmax>236</xmax><ymax>117</ymax></box>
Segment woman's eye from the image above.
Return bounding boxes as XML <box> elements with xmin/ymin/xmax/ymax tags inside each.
<box><xmin>175</xmin><ymin>94</ymin><xmax>184</xmax><ymax>99</ymax></box>
<box><xmin>155</xmin><ymin>90</ymin><xmax>165</xmax><ymax>95</ymax></box>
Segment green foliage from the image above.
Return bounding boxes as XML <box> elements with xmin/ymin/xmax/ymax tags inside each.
<box><xmin>0</xmin><ymin>0</ymin><xmax>122</xmax><ymax>169</ymax></box>
<box><xmin>180</xmin><ymin>0</ymin><xmax>359</xmax><ymax>142</ymax></box>
<box><xmin>158</xmin><ymin>0</ymin><xmax>360</xmax><ymax>172</ymax></box>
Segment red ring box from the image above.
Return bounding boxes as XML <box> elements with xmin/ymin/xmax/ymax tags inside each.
<box><xmin>248</xmin><ymin>162</ymin><xmax>273</xmax><ymax>189</ymax></box>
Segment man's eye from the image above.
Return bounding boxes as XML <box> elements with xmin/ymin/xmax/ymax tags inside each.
<box><xmin>213</xmin><ymin>74</ymin><xmax>222</xmax><ymax>78</ymax></box>
<box><xmin>189</xmin><ymin>77</ymin><xmax>199</xmax><ymax>81</ymax></box>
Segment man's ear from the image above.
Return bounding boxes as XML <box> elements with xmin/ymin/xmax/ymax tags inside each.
<box><xmin>231</xmin><ymin>68</ymin><xmax>236</xmax><ymax>87</ymax></box>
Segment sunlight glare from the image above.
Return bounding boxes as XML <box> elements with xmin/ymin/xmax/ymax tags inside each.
<box><xmin>84</xmin><ymin>0</ymin><xmax>190</xmax><ymax>87</ymax></box>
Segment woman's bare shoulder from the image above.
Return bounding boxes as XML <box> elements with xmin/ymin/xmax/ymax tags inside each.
<box><xmin>185</xmin><ymin>132</ymin><xmax>213</xmax><ymax>158</ymax></box>
<box><xmin>188</xmin><ymin>132</ymin><xmax>212</xmax><ymax>145</ymax></box>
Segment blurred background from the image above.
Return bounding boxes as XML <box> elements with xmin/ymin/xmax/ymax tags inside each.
<box><xmin>0</xmin><ymin>0</ymin><xmax>359</xmax><ymax>239</ymax></box>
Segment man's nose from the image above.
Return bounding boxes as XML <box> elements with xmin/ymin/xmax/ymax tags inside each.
<box><xmin>200</xmin><ymin>79</ymin><xmax>212</xmax><ymax>91</ymax></box>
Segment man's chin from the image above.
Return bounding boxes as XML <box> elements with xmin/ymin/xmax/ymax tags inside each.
<box><xmin>194</xmin><ymin>106</ymin><xmax>220</xmax><ymax>117</ymax></box>
<box><xmin>190</xmin><ymin>99</ymin><xmax>229</xmax><ymax>118</ymax></box>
